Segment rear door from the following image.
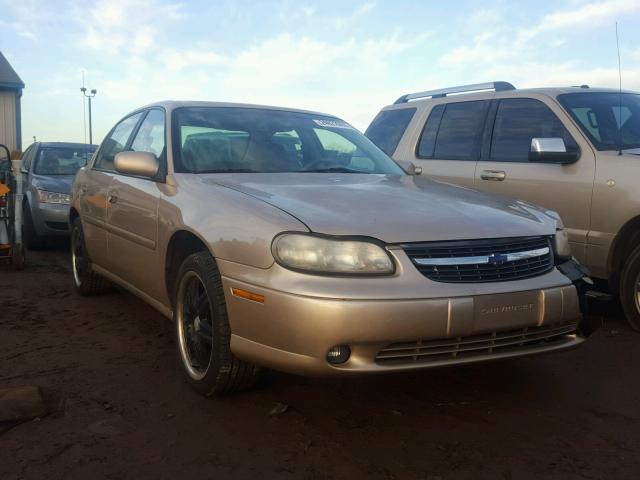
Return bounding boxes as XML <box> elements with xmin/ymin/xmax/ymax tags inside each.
<box><xmin>474</xmin><ymin>97</ymin><xmax>595</xmax><ymax>261</ymax></box>
<box><xmin>106</xmin><ymin>108</ymin><xmax>165</xmax><ymax>299</ymax></box>
<box><xmin>408</xmin><ymin>101</ymin><xmax>489</xmax><ymax>187</ymax></box>
<box><xmin>80</xmin><ymin>112</ymin><xmax>145</xmax><ymax>269</ymax></box>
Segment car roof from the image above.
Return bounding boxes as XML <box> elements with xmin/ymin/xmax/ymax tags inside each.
<box><xmin>131</xmin><ymin>100</ymin><xmax>337</xmax><ymax>119</ymax></box>
<box><xmin>37</xmin><ymin>142</ymin><xmax>98</xmax><ymax>148</ymax></box>
<box><xmin>382</xmin><ymin>86</ymin><xmax>638</xmax><ymax>110</ymax></box>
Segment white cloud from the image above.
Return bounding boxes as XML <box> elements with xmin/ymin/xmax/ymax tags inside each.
<box><xmin>81</xmin><ymin>0</ymin><xmax>185</xmax><ymax>55</ymax></box>
<box><xmin>161</xmin><ymin>48</ymin><xmax>228</xmax><ymax>71</ymax></box>
<box><xmin>518</xmin><ymin>0</ymin><xmax>640</xmax><ymax>44</ymax></box>
<box><xmin>223</xmin><ymin>31</ymin><xmax>422</xmax><ymax>90</ymax></box>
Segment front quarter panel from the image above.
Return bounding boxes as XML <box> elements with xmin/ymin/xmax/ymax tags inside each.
<box><xmin>158</xmin><ymin>174</ymin><xmax>309</xmax><ymax>272</ymax></box>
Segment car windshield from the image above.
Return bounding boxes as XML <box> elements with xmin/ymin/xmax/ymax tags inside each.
<box><xmin>172</xmin><ymin>107</ymin><xmax>405</xmax><ymax>175</ymax></box>
<box><xmin>34</xmin><ymin>147</ymin><xmax>95</xmax><ymax>175</ymax></box>
<box><xmin>558</xmin><ymin>92</ymin><xmax>640</xmax><ymax>151</ymax></box>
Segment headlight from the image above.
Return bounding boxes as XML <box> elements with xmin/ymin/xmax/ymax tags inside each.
<box><xmin>37</xmin><ymin>190</ymin><xmax>71</xmax><ymax>204</ymax></box>
<box><xmin>272</xmin><ymin>233</ymin><xmax>395</xmax><ymax>275</ymax></box>
<box><xmin>554</xmin><ymin>228</ymin><xmax>571</xmax><ymax>260</ymax></box>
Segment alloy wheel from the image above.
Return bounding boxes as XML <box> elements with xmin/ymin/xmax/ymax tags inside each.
<box><xmin>176</xmin><ymin>271</ymin><xmax>214</xmax><ymax>380</ymax></box>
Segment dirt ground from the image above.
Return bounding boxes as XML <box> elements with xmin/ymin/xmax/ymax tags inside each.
<box><xmin>1</xmin><ymin>244</ymin><xmax>639</xmax><ymax>480</ymax></box>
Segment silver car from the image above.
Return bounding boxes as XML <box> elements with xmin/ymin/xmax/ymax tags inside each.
<box><xmin>21</xmin><ymin>142</ymin><xmax>96</xmax><ymax>248</ymax></box>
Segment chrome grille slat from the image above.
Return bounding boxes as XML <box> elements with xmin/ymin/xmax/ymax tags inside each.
<box><xmin>376</xmin><ymin>322</ymin><xmax>577</xmax><ymax>364</ymax></box>
<box><xmin>404</xmin><ymin>236</ymin><xmax>554</xmax><ymax>283</ymax></box>
<box><xmin>379</xmin><ymin>324</ymin><xmax>576</xmax><ymax>352</ymax></box>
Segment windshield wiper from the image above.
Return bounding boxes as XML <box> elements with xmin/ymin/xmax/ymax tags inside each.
<box><xmin>194</xmin><ymin>168</ymin><xmax>258</xmax><ymax>173</ymax></box>
<box><xmin>302</xmin><ymin>167</ymin><xmax>370</xmax><ymax>174</ymax></box>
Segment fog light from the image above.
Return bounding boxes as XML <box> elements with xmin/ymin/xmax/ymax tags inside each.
<box><xmin>326</xmin><ymin>344</ymin><xmax>351</xmax><ymax>365</ymax></box>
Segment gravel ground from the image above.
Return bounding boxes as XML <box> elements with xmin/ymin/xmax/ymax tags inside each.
<box><xmin>1</xmin><ymin>244</ymin><xmax>639</xmax><ymax>480</ymax></box>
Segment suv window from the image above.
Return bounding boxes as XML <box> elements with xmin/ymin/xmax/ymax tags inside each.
<box><xmin>94</xmin><ymin>112</ymin><xmax>144</xmax><ymax>171</ymax></box>
<box><xmin>558</xmin><ymin>92</ymin><xmax>640</xmax><ymax>151</ymax></box>
<box><xmin>490</xmin><ymin>98</ymin><xmax>579</xmax><ymax>162</ymax></box>
<box><xmin>131</xmin><ymin>109</ymin><xmax>165</xmax><ymax>157</ymax></box>
<box><xmin>418</xmin><ymin>101</ymin><xmax>487</xmax><ymax>160</ymax></box>
<box><xmin>365</xmin><ymin>108</ymin><xmax>416</xmax><ymax>156</ymax></box>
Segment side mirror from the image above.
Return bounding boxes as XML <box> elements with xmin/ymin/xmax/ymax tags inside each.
<box><xmin>397</xmin><ymin>159</ymin><xmax>422</xmax><ymax>175</ymax></box>
<box><xmin>114</xmin><ymin>151</ymin><xmax>159</xmax><ymax>178</ymax></box>
<box><xmin>529</xmin><ymin>138</ymin><xmax>579</xmax><ymax>164</ymax></box>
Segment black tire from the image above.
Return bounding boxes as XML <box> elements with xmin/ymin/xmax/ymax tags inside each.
<box><xmin>620</xmin><ymin>244</ymin><xmax>640</xmax><ymax>331</ymax></box>
<box><xmin>23</xmin><ymin>204</ymin><xmax>45</xmax><ymax>250</ymax></box>
<box><xmin>70</xmin><ymin>217</ymin><xmax>111</xmax><ymax>296</ymax></box>
<box><xmin>174</xmin><ymin>251</ymin><xmax>261</xmax><ymax>395</ymax></box>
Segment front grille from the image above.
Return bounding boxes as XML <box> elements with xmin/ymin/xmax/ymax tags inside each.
<box><xmin>403</xmin><ymin>236</ymin><xmax>554</xmax><ymax>283</ymax></box>
<box><xmin>376</xmin><ymin>322</ymin><xmax>577</xmax><ymax>365</ymax></box>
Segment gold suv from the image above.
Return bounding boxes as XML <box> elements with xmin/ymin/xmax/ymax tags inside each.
<box><xmin>368</xmin><ymin>82</ymin><xmax>640</xmax><ymax>330</ymax></box>
<box><xmin>71</xmin><ymin>101</ymin><xmax>593</xmax><ymax>395</ymax></box>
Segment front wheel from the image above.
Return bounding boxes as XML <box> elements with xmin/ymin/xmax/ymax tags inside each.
<box><xmin>23</xmin><ymin>204</ymin><xmax>45</xmax><ymax>250</ymax></box>
<box><xmin>620</xmin><ymin>244</ymin><xmax>640</xmax><ymax>331</ymax></box>
<box><xmin>174</xmin><ymin>251</ymin><xmax>261</xmax><ymax>395</ymax></box>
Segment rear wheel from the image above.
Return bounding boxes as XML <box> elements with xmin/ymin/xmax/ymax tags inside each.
<box><xmin>174</xmin><ymin>251</ymin><xmax>261</xmax><ymax>395</ymax></box>
<box><xmin>23</xmin><ymin>204</ymin><xmax>45</xmax><ymax>250</ymax></box>
<box><xmin>620</xmin><ymin>244</ymin><xmax>640</xmax><ymax>331</ymax></box>
<box><xmin>71</xmin><ymin>217</ymin><xmax>111</xmax><ymax>295</ymax></box>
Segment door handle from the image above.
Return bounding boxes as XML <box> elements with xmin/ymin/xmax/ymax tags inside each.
<box><xmin>107</xmin><ymin>193</ymin><xmax>118</xmax><ymax>204</ymax></box>
<box><xmin>480</xmin><ymin>170</ymin><xmax>506</xmax><ymax>181</ymax></box>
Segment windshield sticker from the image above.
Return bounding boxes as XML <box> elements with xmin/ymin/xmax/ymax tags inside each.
<box><xmin>313</xmin><ymin>119</ymin><xmax>353</xmax><ymax>129</ymax></box>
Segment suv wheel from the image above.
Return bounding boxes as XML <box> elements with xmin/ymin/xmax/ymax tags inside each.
<box><xmin>70</xmin><ymin>217</ymin><xmax>111</xmax><ymax>295</ymax></box>
<box><xmin>174</xmin><ymin>251</ymin><xmax>261</xmax><ymax>395</ymax></box>
<box><xmin>23</xmin><ymin>204</ymin><xmax>45</xmax><ymax>250</ymax></box>
<box><xmin>620</xmin><ymin>244</ymin><xmax>640</xmax><ymax>331</ymax></box>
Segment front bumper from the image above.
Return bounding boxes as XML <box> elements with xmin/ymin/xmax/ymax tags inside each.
<box><xmin>32</xmin><ymin>202</ymin><xmax>70</xmax><ymax>236</ymax></box>
<box><xmin>221</xmin><ymin>256</ymin><xmax>589</xmax><ymax>377</ymax></box>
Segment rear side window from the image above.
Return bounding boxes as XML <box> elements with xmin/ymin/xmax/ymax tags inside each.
<box><xmin>365</xmin><ymin>108</ymin><xmax>416</xmax><ymax>156</ymax></box>
<box><xmin>94</xmin><ymin>112</ymin><xmax>144</xmax><ymax>171</ymax></box>
<box><xmin>417</xmin><ymin>105</ymin><xmax>445</xmax><ymax>157</ymax></box>
<box><xmin>490</xmin><ymin>98</ymin><xmax>579</xmax><ymax>162</ymax></box>
<box><xmin>418</xmin><ymin>101</ymin><xmax>487</xmax><ymax>160</ymax></box>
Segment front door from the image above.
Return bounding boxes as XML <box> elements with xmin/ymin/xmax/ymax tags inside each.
<box><xmin>106</xmin><ymin>109</ymin><xmax>165</xmax><ymax>300</ymax></box>
<box><xmin>85</xmin><ymin>111</ymin><xmax>146</xmax><ymax>269</ymax></box>
<box><xmin>474</xmin><ymin>97</ymin><xmax>595</xmax><ymax>263</ymax></box>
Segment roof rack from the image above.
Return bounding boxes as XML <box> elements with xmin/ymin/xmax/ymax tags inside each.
<box><xmin>393</xmin><ymin>81</ymin><xmax>516</xmax><ymax>104</ymax></box>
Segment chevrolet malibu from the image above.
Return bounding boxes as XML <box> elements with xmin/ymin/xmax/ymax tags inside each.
<box><xmin>70</xmin><ymin>102</ymin><xmax>593</xmax><ymax>395</ymax></box>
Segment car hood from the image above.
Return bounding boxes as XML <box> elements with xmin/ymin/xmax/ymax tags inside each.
<box><xmin>30</xmin><ymin>174</ymin><xmax>74</xmax><ymax>194</ymax></box>
<box><xmin>202</xmin><ymin>174</ymin><xmax>559</xmax><ymax>243</ymax></box>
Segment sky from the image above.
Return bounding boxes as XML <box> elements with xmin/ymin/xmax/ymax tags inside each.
<box><xmin>1</xmin><ymin>0</ymin><xmax>640</xmax><ymax>147</ymax></box>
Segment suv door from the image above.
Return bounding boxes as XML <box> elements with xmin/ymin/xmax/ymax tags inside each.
<box><xmin>474</xmin><ymin>97</ymin><xmax>595</xmax><ymax>262</ymax></box>
<box><xmin>80</xmin><ymin>112</ymin><xmax>145</xmax><ymax>269</ymax></box>
<box><xmin>106</xmin><ymin>108</ymin><xmax>165</xmax><ymax>300</ymax></box>
<box><xmin>409</xmin><ymin>100</ymin><xmax>489</xmax><ymax>188</ymax></box>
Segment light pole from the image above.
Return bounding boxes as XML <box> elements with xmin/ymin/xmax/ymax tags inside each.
<box><xmin>80</xmin><ymin>87</ymin><xmax>97</xmax><ymax>144</ymax></box>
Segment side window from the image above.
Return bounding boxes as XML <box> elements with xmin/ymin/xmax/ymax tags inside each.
<box><xmin>21</xmin><ymin>146</ymin><xmax>34</xmax><ymax>171</ymax></box>
<box><xmin>365</xmin><ymin>108</ymin><xmax>416</xmax><ymax>156</ymax></box>
<box><xmin>418</xmin><ymin>101</ymin><xmax>487</xmax><ymax>160</ymax></box>
<box><xmin>417</xmin><ymin>104</ymin><xmax>445</xmax><ymax>157</ymax></box>
<box><xmin>131</xmin><ymin>109</ymin><xmax>165</xmax><ymax>157</ymax></box>
<box><xmin>490</xmin><ymin>98</ymin><xmax>579</xmax><ymax>162</ymax></box>
<box><xmin>94</xmin><ymin>112</ymin><xmax>144</xmax><ymax>171</ymax></box>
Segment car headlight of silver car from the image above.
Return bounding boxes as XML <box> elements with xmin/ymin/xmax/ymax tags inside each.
<box><xmin>272</xmin><ymin>233</ymin><xmax>395</xmax><ymax>275</ymax></box>
<box><xmin>554</xmin><ymin>228</ymin><xmax>571</xmax><ymax>260</ymax></box>
<box><xmin>37</xmin><ymin>190</ymin><xmax>71</xmax><ymax>205</ymax></box>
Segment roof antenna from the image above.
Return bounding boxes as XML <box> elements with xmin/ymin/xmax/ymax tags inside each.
<box><xmin>615</xmin><ymin>21</ymin><xmax>623</xmax><ymax>156</ymax></box>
